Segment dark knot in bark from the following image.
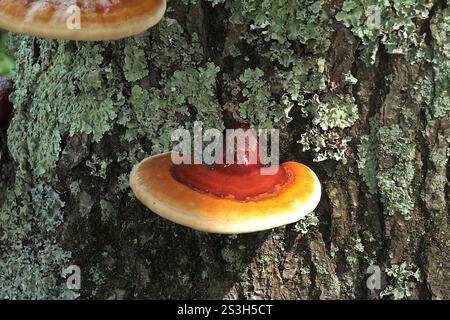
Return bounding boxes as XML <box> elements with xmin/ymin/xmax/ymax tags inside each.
<box><xmin>0</xmin><ymin>77</ymin><xmax>13</xmax><ymax>128</ymax></box>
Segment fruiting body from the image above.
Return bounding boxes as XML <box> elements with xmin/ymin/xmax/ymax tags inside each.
<box><xmin>130</xmin><ymin>152</ymin><xmax>321</xmax><ymax>234</ymax></box>
<box><xmin>0</xmin><ymin>0</ymin><xmax>167</xmax><ymax>41</ymax></box>
<box><xmin>0</xmin><ymin>77</ymin><xmax>13</xmax><ymax>128</ymax></box>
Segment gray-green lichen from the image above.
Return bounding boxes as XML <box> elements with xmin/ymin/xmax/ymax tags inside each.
<box><xmin>0</xmin><ymin>181</ymin><xmax>73</xmax><ymax>299</ymax></box>
<box><xmin>308</xmin><ymin>94</ymin><xmax>359</xmax><ymax>131</ymax></box>
<box><xmin>7</xmin><ymin>39</ymin><xmax>123</xmax><ymax>177</ymax></box>
<box><xmin>294</xmin><ymin>213</ymin><xmax>319</xmax><ymax>234</ymax></box>
<box><xmin>357</xmin><ymin>118</ymin><xmax>416</xmax><ymax>218</ymax></box>
<box><xmin>117</xmin><ymin>18</ymin><xmax>223</xmax><ymax>153</ymax></box>
<box><xmin>422</xmin><ymin>6</ymin><xmax>450</xmax><ymax>119</ymax></box>
<box><xmin>225</xmin><ymin>68</ymin><xmax>285</xmax><ymax>127</ymax></box>
<box><xmin>336</xmin><ymin>1</ymin><xmax>449</xmax><ymax>119</ymax></box>
<box><xmin>221</xmin><ymin>247</ymin><xmax>245</xmax><ymax>274</ymax></box>
<box><xmin>374</xmin><ymin>125</ymin><xmax>416</xmax><ymax>218</ymax></box>
<box><xmin>86</xmin><ymin>154</ymin><xmax>112</xmax><ymax>180</ymax></box>
<box><xmin>336</xmin><ymin>0</ymin><xmax>430</xmax><ymax>64</ymax></box>
<box><xmin>357</xmin><ymin>119</ymin><xmax>379</xmax><ymax>194</ymax></box>
<box><xmin>380</xmin><ymin>262</ymin><xmax>422</xmax><ymax>300</ymax></box>
<box><xmin>209</xmin><ymin>0</ymin><xmax>332</xmax><ymax>65</ymax></box>
<box><xmin>299</xmin><ymin>94</ymin><xmax>358</xmax><ymax>162</ymax></box>
<box><xmin>119</xmin><ymin>62</ymin><xmax>223</xmax><ymax>152</ymax></box>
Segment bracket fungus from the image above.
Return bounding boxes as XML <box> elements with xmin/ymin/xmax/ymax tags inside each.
<box><xmin>130</xmin><ymin>127</ymin><xmax>322</xmax><ymax>234</ymax></box>
<box><xmin>0</xmin><ymin>77</ymin><xmax>13</xmax><ymax>128</ymax></box>
<box><xmin>0</xmin><ymin>0</ymin><xmax>167</xmax><ymax>41</ymax></box>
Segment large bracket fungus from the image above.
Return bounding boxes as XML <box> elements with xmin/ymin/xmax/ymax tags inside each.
<box><xmin>130</xmin><ymin>127</ymin><xmax>322</xmax><ymax>234</ymax></box>
<box><xmin>0</xmin><ymin>0</ymin><xmax>167</xmax><ymax>41</ymax></box>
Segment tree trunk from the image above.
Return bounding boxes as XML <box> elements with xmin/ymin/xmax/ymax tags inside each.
<box><xmin>0</xmin><ymin>0</ymin><xmax>448</xmax><ymax>300</ymax></box>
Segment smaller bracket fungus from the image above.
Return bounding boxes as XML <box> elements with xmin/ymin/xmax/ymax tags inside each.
<box><xmin>0</xmin><ymin>0</ymin><xmax>167</xmax><ymax>41</ymax></box>
<box><xmin>130</xmin><ymin>127</ymin><xmax>321</xmax><ymax>234</ymax></box>
<box><xmin>0</xmin><ymin>77</ymin><xmax>13</xmax><ymax>128</ymax></box>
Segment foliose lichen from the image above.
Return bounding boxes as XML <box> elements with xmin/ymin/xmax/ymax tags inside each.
<box><xmin>294</xmin><ymin>212</ymin><xmax>319</xmax><ymax>234</ymax></box>
<box><xmin>380</xmin><ymin>262</ymin><xmax>422</xmax><ymax>300</ymax></box>
<box><xmin>0</xmin><ymin>181</ymin><xmax>73</xmax><ymax>299</ymax></box>
<box><xmin>422</xmin><ymin>6</ymin><xmax>450</xmax><ymax>119</ymax></box>
<box><xmin>336</xmin><ymin>0</ymin><xmax>431</xmax><ymax>64</ymax></box>
<box><xmin>357</xmin><ymin>118</ymin><xmax>416</xmax><ymax>218</ymax></box>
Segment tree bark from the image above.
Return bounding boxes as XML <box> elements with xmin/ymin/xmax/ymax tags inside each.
<box><xmin>0</xmin><ymin>0</ymin><xmax>448</xmax><ymax>300</ymax></box>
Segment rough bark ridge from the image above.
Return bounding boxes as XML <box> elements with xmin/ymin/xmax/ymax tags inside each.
<box><xmin>0</xmin><ymin>0</ymin><xmax>449</xmax><ymax>299</ymax></box>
